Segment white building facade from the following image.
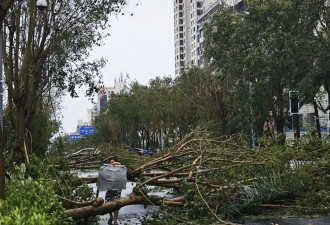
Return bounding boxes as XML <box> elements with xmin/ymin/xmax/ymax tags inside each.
<box><xmin>174</xmin><ymin>0</ymin><xmax>191</xmax><ymax>76</ymax></box>
<box><xmin>87</xmin><ymin>75</ymin><xmax>126</xmax><ymax>125</ymax></box>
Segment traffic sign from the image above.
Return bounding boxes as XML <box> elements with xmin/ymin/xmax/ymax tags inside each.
<box><xmin>79</xmin><ymin>126</ymin><xmax>95</xmax><ymax>135</ymax></box>
<box><xmin>70</xmin><ymin>134</ymin><xmax>81</xmax><ymax>140</ymax></box>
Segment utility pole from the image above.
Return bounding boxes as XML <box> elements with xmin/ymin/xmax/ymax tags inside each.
<box><xmin>249</xmin><ymin>81</ymin><xmax>256</xmax><ymax>148</ymax></box>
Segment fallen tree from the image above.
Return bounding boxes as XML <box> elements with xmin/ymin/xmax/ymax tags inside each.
<box><xmin>60</xmin><ymin>128</ymin><xmax>329</xmax><ymax>224</ymax></box>
<box><xmin>64</xmin><ymin>193</ymin><xmax>183</xmax><ymax>219</ymax></box>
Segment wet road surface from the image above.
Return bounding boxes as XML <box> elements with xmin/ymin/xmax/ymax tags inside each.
<box><xmin>79</xmin><ymin>171</ymin><xmax>330</xmax><ymax>225</ymax></box>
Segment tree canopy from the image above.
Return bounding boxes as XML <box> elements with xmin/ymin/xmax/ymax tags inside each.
<box><xmin>2</xmin><ymin>0</ymin><xmax>125</xmax><ymax>163</ymax></box>
<box><xmin>205</xmin><ymin>0</ymin><xmax>330</xmax><ymax>136</ymax></box>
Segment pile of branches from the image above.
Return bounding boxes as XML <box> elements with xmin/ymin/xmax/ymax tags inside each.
<box><xmin>64</xmin><ymin>129</ymin><xmax>329</xmax><ymax>224</ymax></box>
<box><xmin>66</xmin><ymin>153</ymin><xmax>108</xmax><ymax>169</ymax></box>
<box><xmin>65</xmin><ymin>147</ymin><xmax>150</xmax><ymax>170</ymax></box>
<box><xmin>129</xmin><ymin>129</ymin><xmax>328</xmax><ymax>221</ymax></box>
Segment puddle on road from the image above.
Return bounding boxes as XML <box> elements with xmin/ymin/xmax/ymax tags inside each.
<box><xmin>79</xmin><ymin>170</ymin><xmax>174</xmax><ymax>225</ymax></box>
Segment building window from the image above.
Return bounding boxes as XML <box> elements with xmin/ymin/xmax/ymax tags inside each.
<box><xmin>197</xmin><ymin>2</ymin><xmax>202</xmax><ymax>8</ymax></box>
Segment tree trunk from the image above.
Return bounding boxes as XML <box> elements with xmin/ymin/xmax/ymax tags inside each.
<box><xmin>276</xmin><ymin>109</ymin><xmax>286</xmax><ymax>135</ymax></box>
<box><xmin>13</xmin><ymin>106</ymin><xmax>26</xmax><ymax>164</ymax></box>
<box><xmin>65</xmin><ymin>193</ymin><xmax>169</xmax><ymax>219</ymax></box>
<box><xmin>0</xmin><ymin>125</ymin><xmax>5</xmax><ymax>200</ymax></box>
<box><xmin>64</xmin><ymin>194</ymin><xmax>142</xmax><ymax>219</ymax></box>
<box><xmin>64</xmin><ymin>193</ymin><xmax>182</xmax><ymax>219</ymax></box>
<box><xmin>0</xmin><ymin>1</ymin><xmax>14</xmax><ymax>24</ymax></box>
<box><xmin>0</xmin><ymin>2</ymin><xmax>15</xmax><ymax>200</ymax></box>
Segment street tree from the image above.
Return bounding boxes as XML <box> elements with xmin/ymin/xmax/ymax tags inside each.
<box><xmin>148</xmin><ymin>77</ymin><xmax>176</xmax><ymax>148</ymax></box>
<box><xmin>0</xmin><ymin>0</ymin><xmax>16</xmax><ymax>201</ymax></box>
<box><xmin>297</xmin><ymin>0</ymin><xmax>330</xmax><ymax>136</ymax></box>
<box><xmin>2</xmin><ymin>0</ymin><xmax>125</xmax><ymax>164</ymax></box>
<box><xmin>0</xmin><ymin>0</ymin><xmax>14</xmax><ymax>24</ymax></box>
<box><xmin>94</xmin><ymin>77</ymin><xmax>177</xmax><ymax>148</ymax></box>
<box><xmin>205</xmin><ymin>0</ymin><xmax>328</xmax><ymax>137</ymax></box>
<box><xmin>174</xmin><ymin>67</ymin><xmax>234</xmax><ymax>136</ymax></box>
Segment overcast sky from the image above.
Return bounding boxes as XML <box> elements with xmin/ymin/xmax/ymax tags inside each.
<box><xmin>61</xmin><ymin>0</ymin><xmax>175</xmax><ymax>134</ymax></box>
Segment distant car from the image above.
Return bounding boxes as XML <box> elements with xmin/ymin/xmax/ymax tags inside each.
<box><xmin>71</xmin><ymin>148</ymin><xmax>100</xmax><ymax>156</ymax></box>
<box><xmin>145</xmin><ymin>149</ymin><xmax>153</xmax><ymax>156</ymax></box>
<box><xmin>128</xmin><ymin>148</ymin><xmax>146</xmax><ymax>156</ymax></box>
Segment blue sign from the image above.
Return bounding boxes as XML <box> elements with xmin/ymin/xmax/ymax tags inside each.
<box><xmin>79</xmin><ymin>126</ymin><xmax>95</xmax><ymax>136</ymax></box>
<box><xmin>70</xmin><ymin>134</ymin><xmax>81</xmax><ymax>140</ymax></box>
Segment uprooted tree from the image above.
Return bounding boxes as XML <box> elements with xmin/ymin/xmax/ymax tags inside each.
<box><xmin>62</xmin><ymin>129</ymin><xmax>329</xmax><ymax>223</ymax></box>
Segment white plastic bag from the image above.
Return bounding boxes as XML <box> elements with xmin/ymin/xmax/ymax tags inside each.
<box><xmin>96</xmin><ymin>164</ymin><xmax>127</xmax><ymax>191</ymax></box>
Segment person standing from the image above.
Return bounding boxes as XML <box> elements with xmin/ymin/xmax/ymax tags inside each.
<box><xmin>105</xmin><ymin>156</ymin><xmax>121</xmax><ymax>225</ymax></box>
<box><xmin>97</xmin><ymin>156</ymin><xmax>127</xmax><ymax>225</ymax></box>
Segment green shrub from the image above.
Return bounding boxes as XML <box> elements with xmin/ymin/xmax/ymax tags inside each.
<box><xmin>0</xmin><ymin>164</ymin><xmax>71</xmax><ymax>225</ymax></box>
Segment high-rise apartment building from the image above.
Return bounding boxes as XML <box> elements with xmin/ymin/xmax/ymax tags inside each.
<box><xmin>174</xmin><ymin>0</ymin><xmax>241</xmax><ymax>76</ymax></box>
<box><xmin>174</xmin><ymin>0</ymin><xmax>330</xmax><ymax>136</ymax></box>
<box><xmin>174</xmin><ymin>0</ymin><xmax>190</xmax><ymax>76</ymax></box>
<box><xmin>189</xmin><ymin>0</ymin><xmax>204</xmax><ymax>66</ymax></box>
<box><xmin>174</xmin><ymin>0</ymin><xmax>208</xmax><ymax>76</ymax></box>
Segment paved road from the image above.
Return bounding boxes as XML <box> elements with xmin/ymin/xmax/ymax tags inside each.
<box><xmin>242</xmin><ymin>215</ymin><xmax>330</xmax><ymax>225</ymax></box>
<box><xmin>80</xmin><ymin>170</ymin><xmax>169</xmax><ymax>225</ymax></box>
<box><xmin>91</xmin><ymin>182</ymin><xmax>162</xmax><ymax>225</ymax></box>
